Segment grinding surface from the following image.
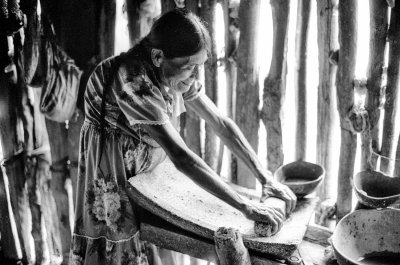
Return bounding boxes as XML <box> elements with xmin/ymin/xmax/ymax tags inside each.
<box><xmin>127</xmin><ymin>159</ymin><xmax>317</xmax><ymax>258</ymax></box>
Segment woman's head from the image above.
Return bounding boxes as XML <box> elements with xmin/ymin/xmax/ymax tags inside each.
<box><xmin>147</xmin><ymin>8</ymin><xmax>211</xmax><ymax>58</ymax></box>
<box><xmin>143</xmin><ymin>8</ymin><xmax>210</xmax><ymax>93</ymax></box>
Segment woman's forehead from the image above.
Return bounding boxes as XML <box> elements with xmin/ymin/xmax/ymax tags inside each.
<box><xmin>168</xmin><ymin>49</ymin><xmax>208</xmax><ymax>66</ymax></box>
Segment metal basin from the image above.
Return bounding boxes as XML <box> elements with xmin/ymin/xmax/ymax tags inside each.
<box><xmin>332</xmin><ymin>209</ymin><xmax>400</xmax><ymax>265</ymax></box>
<box><xmin>274</xmin><ymin>161</ymin><xmax>324</xmax><ymax>198</ymax></box>
<box><xmin>354</xmin><ymin>171</ymin><xmax>400</xmax><ymax>209</ymax></box>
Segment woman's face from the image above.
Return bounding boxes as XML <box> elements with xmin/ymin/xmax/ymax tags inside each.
<box><xmin>159</xmin><ymin>48</ymin><xmax>208</xmax><ymax>93</ymax></box>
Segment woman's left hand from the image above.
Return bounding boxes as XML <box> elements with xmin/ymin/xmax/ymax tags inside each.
<box><xmin>261</xmin><ymin>180</ymin><xmax>297</xmax><ymax>216</ymax></box>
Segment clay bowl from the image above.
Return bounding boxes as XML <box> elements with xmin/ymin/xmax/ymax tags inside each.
<box><xmin>332</xmin><ymin>209</ymin><xmax>400</xmax><ymax>265</ymax></box>
<box><xmin>274</xmin><ymin>161</ymin><xmax>324</xmax><ymax>198</ymax></box>
<box><xmin>354</xmin><ymin>171</ymin><xmax>400</xmax><ymax>209</ymax></box>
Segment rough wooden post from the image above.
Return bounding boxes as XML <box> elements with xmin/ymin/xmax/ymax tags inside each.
<box><xmin>214</xmin><ymin>227</ymin><xmax>251</xmax><ymax>265</ymax></box>
<box><xmin>46</xmin><ymin>120</ymin><xmax>72</xmax><ymax>264</ymax></box>
<box><xmin>336</xmin><ymin>0</ymin><xmax>358</xmax><ymax>221</ymax></box>
<box><xmin>381</xmin><ymin>2</ymin><xmax>400</xmax><ymax>175</ymax></box>
<box><xmin>234</xmin><ymin>0</ymin><xmax>261</xmax><ymax>188</ymax></box>
<box><xmin>261</xmin><ymin>0</ymin><xmax>290</xmax><ymax>173</ymax></box>
<box><xmin>0</xmin><ymin>58</ymin><xmax>26</xmax><ymax>262</ymax></box>
<box><xmin>98</xmin><ymin>0</ymin><xmax>116</xmax><ymax>59</ymax></box>
<box><xmin>222</xmin><ymin>0</ymin><xmax>239</xmax><ymax>180</ymax></box>
<box><xmin>294</xmin><ymin>0</ymin><xmax>311</xmax><ymax>161</ymax></box>
<box><xmin>127</xmin><ymin>0</ymin><xmax>157</xmax><ymax>47</ymax></box>
<box><xmin>316</xmin><ymin>0</ymin><xmax>338</xmax><ymax>203</ymax></box>
<box><xmin>200</xmin><ymin>0</ymin><xmax>219</xmax><ymax>171</ymax></box>
<box><xmin>182</xmin><ymin>0</ymin><xmax>202</xmax><ymax>158</ymax></box>
<box><xmin>362</xmin><ymin>0</ymin><xmax>389</xmax><ymax>171</ymax></box>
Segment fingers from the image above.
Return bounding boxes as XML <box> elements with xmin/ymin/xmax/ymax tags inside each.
<box><xmin>259</xmin><ymin>206</ymin><xmax>285</xmax><ymax>235</ymax></box>
<box><xmin>282</xmin><ymin>188</ymin><xmax>297</xmax><ymax>215</ymax></box>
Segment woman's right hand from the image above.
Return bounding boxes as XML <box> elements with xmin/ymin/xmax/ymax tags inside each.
<box><xmin>244</xmin><ymin>200</ymin><xmax>285</xmax><ymax>235</ymax></box>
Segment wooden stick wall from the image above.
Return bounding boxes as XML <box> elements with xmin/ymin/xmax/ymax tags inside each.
<box><xmin>2</xmin><ymin>0</ymin><xmax>400</xmax><ymax>263</ymax></box>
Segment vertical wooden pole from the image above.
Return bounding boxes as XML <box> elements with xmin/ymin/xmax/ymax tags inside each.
<box><xmin>336</xmin><ymin>0</ymin><xmax>358</xmax><ymax>221</ymax></box>
<box><xmin>381</xmin><ymin>2</ymin><xmax>400</xmax><ymax>175</ymax></box>
<box><xmin>183</xmin><ymin>0</ymin><xmax>202</xmax><ymax>158</ymax></box>
<box><xmin>261</xmin><ymin>0</ymin><xmax>290</xmax><ymax>174</ymax></box>
<box><xmin>222</xmin><ymin>0</ymin><xmax>239</xmax><ymax>181</ymax></box>
<box><xmin>127</xmin><ymin>0</ymin><xmax>156</xmax><ymax>47</ymax></box>
<box><xmin>46</xmin><ymin>120</ymin><xmax>72</xmax><ymax>264</ymax></box>
<box><xmin>0</xmin><ymin>44</ymin><xmax>27</xmax><ymax>262</ymax></box>
<box><xmin>98</xmin><ymin>0</ymin><xmax>116</xmax><ymax>59</ymax></box>
<box><xmin>294</xmin><ymin>0</ymin><xmax>311</xmax><ymax>161</ymax></box>
<box><xmin>234</xmin><ymin>0</ymin><xmax>261</xmax><ymax>188</ymax></box>
<box><xmin>316</xmin><ymin>0</ymin><xmax>338</xmax><ymax>202</ymax></box>
<box><xmin>362</xmin><ymin>0</ymin><xmax>389</xmax><ymax>171</ymax></box>
<box><xmin>200</xmin><ymin>0</ymin><xmax>219</xmax><ymax>171</ymax></box>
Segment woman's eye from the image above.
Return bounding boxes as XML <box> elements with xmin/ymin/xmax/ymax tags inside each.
<box><xmin>181</xmin><ymin>65</ymin><xmax>196</xmax><ymax>71</ymax></box>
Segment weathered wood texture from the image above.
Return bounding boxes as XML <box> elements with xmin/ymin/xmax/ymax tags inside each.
<box><xmin>31</xmin><ymin>87</ymin><xmax>63</xmax><ymax>264</ymax></box>
<box><xmin>316</xmin><ymin>0</ymin><xmax>338</xmax><ymax>202</ymax></box>
<box><xmin>200</xmin><ymin>0</ymin><xmax>219</xmax><ymax>171</ymax></box>
<box><xmin>362</xmin><ymin>0</ymin><xmax>389</xmax><ymax>171</ymax></box>
<box><xmin>261</xmin><ymin>0</ymin><xmax>290</xmax><ymax>173</ymax></box>
<box><xmin>381</xmin><ymin>2</ymin><xmax>400</xmax><ymax>176</ymax></box>
<box><xmin>127</xmin><ymin>158</ymin><xmax>317</xmax><ymax>258</ymax></box>
<box><xmin>214</xmin><ymin>227</ymin><xmax>251</xmax><ymax>265</ymax></box>
<box><xmin>46</xmin><ymin>120</ymin><xmax>72</xmax><ymax>264</ymax></box>
<box><xmin>98</xmin><ymin>0</ymin><xmax>116</xmax><ymax>59</ymax></box>
<box><xmin>0</xmin><ymin>63</ymin><xmax>25</xmax><ymax>262</ymax></box>
<box><xmin>140</xmin><ymin>216</ymin><xmax>290</xmax><ymax>265</ymax></box>
<box><xmin>221</xmin><ymin>0</ymin><xmax>239</xmax><ymax>179</ymax></box>
<box><xmin>294</xmin><ymin>0</ymin><xmax>311</xmax><ymax>161</ymax></box>
<box><xmin>127</xmin><ymin>0</ymin><xmax>156</xmax><ymax>47</ymax></box>
<box><xmin>182</xmin><ymin>0</ymin><xmax>202</xmax><ymax>158</ymax></box>
<box><xmin>235</xmin><ymin>0</ymin><xmax>261</xmax><ymax>188</ymax></box>
<box><xmin>336</xmin><ymin>0</ymin><xmax>358</xmax><ymax>221</ymax></box>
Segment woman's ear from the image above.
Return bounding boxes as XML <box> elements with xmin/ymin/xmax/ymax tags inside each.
<box><xmin>151</xmin><ymin>48</ymin><xmax>164</xmax><ymax>67</ymax></box>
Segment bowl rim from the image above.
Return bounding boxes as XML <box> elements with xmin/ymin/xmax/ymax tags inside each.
<box><xmin>274</xmin><ymin>160</ymin><xmax>325</xmax><ymax>184</ymax></box>
<box><xmin>332</xmin><ymin>208</ymin><xmax>400</xmax><ymax>264</ymax></box>
<box><xmin>354</xmin><ymin>170</ymin><xmax>400</xmax><ymax>200</ymax></box>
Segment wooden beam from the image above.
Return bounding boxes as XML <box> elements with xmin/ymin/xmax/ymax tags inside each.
<box><xmin>0</xmin><ymin>39</ymin><xmax>32</xmax><ymax>263</ymax></box>
<box><xmin>200</xmin><ymin>0</ymin><xmax>219</xmax><ymax>171</ymax></box>
<box><xmin>316</xmin><ymin>0</ymin><xmax>338</xmax><ymax>202</ymax></box>
<box><xmin>381</xmin><ymin>1</ymin><xmax>400</xmax><ymax>176</ymax></box>
<box><xmin>98</xmin><ymin>0</ymin><xmax>116</xmax><ymax>59</ymax></box>
<box><xmin>139</xmin><ymin>211</ymin><xmax>287</xmax><ymax>265</ymax></box>
<box><xmin>261</xmin><ymin>0</ymin><xmax>290</xmax><ymax>173</ymax></box>
<box><xmin>362</xmin><ymin>0</ymin><xmax>389</xmax><ymax>171</ymax></box>
<box><xmin>46</xmin><ymin>120</ymin><xmax>72</xmax><ymax>263</ymax></box>
<box><xmin>294</xmin><ymin>0</ymin><xmax>311</xmax><ymax>161</ymax></box>
<box><xmin>235</xmin><ymin>0</ymin><xmax>261</xmax><ymax>187</ymax></box>
<box><xmin>336</xmin><ymin>0</ymin><xmax>358</xmax><ymax>221</ymax></box>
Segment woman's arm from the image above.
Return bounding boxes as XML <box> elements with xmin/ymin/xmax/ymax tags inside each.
<box><xmin>186</xmin><ymin>94</ymin><xmax>296</xmax><ymax>214</ymax></box>
<box><xmin>142</xmin><ymin>121</ymin><xmax>285</xmax><ymax>235</ymax></box>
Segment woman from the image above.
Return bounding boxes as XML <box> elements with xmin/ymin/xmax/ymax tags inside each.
<box><xmin>70</xmin><ymin>8</ymin><xmax>296</xmax><ymax>265</ymax></box>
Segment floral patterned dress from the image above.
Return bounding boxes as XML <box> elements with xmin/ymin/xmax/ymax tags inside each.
<box><xmin>69</xmin><ymin>46</ymin><xmax>202</xmax><ymax>265</ymax></box>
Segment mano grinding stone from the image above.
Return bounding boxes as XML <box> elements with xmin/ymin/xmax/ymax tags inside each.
<box><xmin>254</xmin><ymin>197</ymin><xmax>286</xmax><ymax>237</ymax></box>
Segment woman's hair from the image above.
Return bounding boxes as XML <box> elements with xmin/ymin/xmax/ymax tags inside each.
<box><xmin>143</xmin><ymin>8</ymin><xmax>211</xmax><ymax>58</ymax></box>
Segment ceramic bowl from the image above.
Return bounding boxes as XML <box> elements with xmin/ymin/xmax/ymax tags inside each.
<box><xmin>354</xmin><ymin>170</ymin><xmax>400</xmax><ymax>209</ymax></box>
<box><xmin>274</xmin><ymin>161</ymin><xmax>324</xmax><ymax>198</ymax></box>
<box><xmin>332</xmin><ymin>209</ymin><xmax>400</xmax><ymax>265</ymax></box>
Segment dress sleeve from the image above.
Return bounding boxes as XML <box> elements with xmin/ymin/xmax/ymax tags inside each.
<box><xmin>182</xmin><ymin>80</ymin><xmax>204</xmax><ymax>101</ymax></box>
<box><xmin>114</xmin><ymin>73</ymin><xmax>170</xmax><ymax>126</ymax></box>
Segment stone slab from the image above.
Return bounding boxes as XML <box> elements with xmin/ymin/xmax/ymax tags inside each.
<box><xmin>127</xmin><ymin>159</ymin><xmax>317</xmax><ymax>258</ymax></box>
